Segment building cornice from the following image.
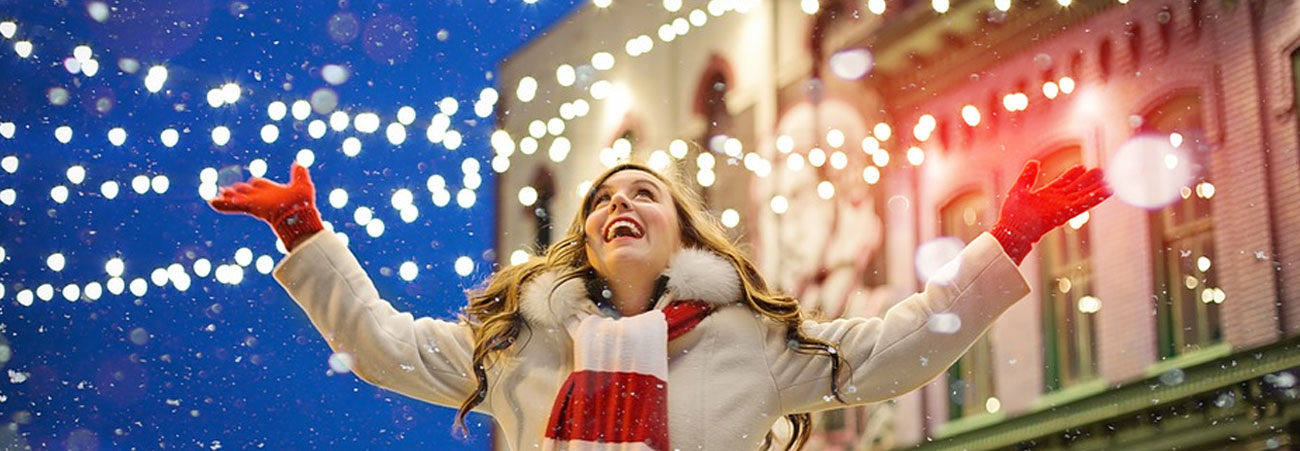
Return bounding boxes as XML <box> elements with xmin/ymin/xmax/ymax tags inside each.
<box><xmin>863</xmin><ymin>0</ymin><xmax>1118</xmax><ymax>109</ymax></box>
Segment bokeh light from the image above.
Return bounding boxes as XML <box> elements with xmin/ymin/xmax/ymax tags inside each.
<box><xmin>915</xmin><ymin>237</ymin><xmax>965</xmax><ymax>285</ymax></box>
<box><xmin>1107</xmin><ymin>134</ymin><xmax>1198</xmax><ymax>209</ymax></box>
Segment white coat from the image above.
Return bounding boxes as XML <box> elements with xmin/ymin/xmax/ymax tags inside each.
<box><xmin>272</xmin><ymin>230</ymin><xmax>1030</xmax><ymax>450</ymax></box>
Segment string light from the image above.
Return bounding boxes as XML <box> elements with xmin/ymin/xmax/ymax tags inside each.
<box><xmin>0</xmin><ymin>0</ymin><xmax>1112</xmax><ymax>324</ymax></box>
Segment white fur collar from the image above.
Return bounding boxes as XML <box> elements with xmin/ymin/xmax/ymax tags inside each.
<box><xmin>517</xmin><ymin>248</ymin><xmax>741</xmax><ymax>329</ymax></box>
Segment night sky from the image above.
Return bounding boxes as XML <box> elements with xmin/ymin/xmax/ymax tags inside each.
<box><xmin>0</xmin><ymin>0</ymin><xmax>581</xmax><ymax>448</ymax></box>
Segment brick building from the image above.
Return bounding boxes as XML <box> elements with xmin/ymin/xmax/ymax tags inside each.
<box><xmin>493</xmin><ymin>0</ymin><xmax>1300</xmax><ymax>448</ymax></box>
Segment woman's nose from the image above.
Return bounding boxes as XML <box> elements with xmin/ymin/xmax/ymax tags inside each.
<box><xmin>609</xmin><ymin>192</ymin><xmax>631</xmax><ymax>212</ymax></box>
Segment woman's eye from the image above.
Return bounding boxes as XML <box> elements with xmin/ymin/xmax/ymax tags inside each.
<box><xmin>636</xmin><ymin>189</ymin><xmax>654</xmax><ymax>199</ymax></box>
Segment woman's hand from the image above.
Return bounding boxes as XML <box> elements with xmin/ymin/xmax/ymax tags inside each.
<box><xmin>990</xmin><ymin>160</ymin><xmax>1112</xmax><ymax>265</ymax></box>
<box><xmin>209</xmin><ymin>163</ymin><xmax>323</xmax><ymax>251</ymax></box>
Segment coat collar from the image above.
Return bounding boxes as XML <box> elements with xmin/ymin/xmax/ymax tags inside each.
<box><xmin>517</xmin><ymin>248</ymin><xmax>741</xmax><ymax>329</ymax></box>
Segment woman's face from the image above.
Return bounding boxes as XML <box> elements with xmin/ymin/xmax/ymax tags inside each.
<box><xmin>583</xmin><ymin>169</ymin><xmax>683</xmax><ymax>280</ymax></box>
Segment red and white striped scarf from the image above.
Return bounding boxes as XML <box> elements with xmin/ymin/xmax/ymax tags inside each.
<box><xmin>543</xmin><ymin>300</ymin><xmax>715</xmax><ymax>450</ymax></box>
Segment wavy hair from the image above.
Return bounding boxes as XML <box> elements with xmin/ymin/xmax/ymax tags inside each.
<box><xmin>455</xmin><ymin>162</ymin><xmax>847</xmax><ymax>450</ymax></box>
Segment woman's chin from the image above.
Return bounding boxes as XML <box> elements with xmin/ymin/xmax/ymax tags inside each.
<box><xmin>599</xmin><ymin>246</ymin><xmax>660</xmax><ymax>271</ymax></box>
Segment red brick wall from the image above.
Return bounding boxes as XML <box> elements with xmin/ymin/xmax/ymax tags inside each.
<box><xmin>1202</xmin><ymin>0</ymin><xmax>1282</xmax><ymax>350</ymax></box>
<box><xmin>883</xmin><ymin>0</ymin><xmax>1300</xmax><ymax>445</ymax></box>
<box><xmin>1255</xmin><ymin>0</ymin><xmax>1300</xmax><ymax>339</ymax></box>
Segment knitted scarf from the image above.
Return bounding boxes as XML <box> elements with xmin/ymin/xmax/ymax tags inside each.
<box><xmin>517</xmin><ymin>248</ymin><xmax>741</xmax><ymax>450</ymax></box>
<box><xmin>542</xmin><ymin>300</ymin><xmax>714</xmax><ymax>450</ymax></box>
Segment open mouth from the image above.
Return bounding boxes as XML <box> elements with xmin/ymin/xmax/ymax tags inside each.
<box><xmin>603</xmin><ymin>217</ymin><xmax>645</xmax><ymax>242</ymax></box>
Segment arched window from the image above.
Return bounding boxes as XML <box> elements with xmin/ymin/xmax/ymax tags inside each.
<box><xmin>1291</xmin><ymin>46</ymin><xmax>1300</xmax><ymax>126</ymax></box>
<box><xmin>986</xmin><ymin>92</ymin><xmax>1001</xmax><ymax>135</ymax></box>
<box><xmin>940</xmin><ymin>190</ymin><xmax>996</xmax><ymax>420</ymax></box>
<box><xmin>808</xmin><ymin>0</ymin><xmax>852</xmax><ymax>79</ymax></box>
<box><xmin>1144</xmin><ymin>93</ymin><xmax>1220</xmax><ymax>358</ymax></box>
<box><xmin>1038</xmin><ymin>147</ymin><xmax>1099</xmax><ymax>392</ymax></box>
<box><xmin>1126</xmin><ymin>22</ymin><xmax>1144</xmax><ymax>70</ymax></box>
<box><xmin>1069</xmin><ymin>51</ymin><xmax>1084</xmax><ymax>83</ymax></box>
<box><xmin>699</xmin><ymin>70</ymin><xmax>731</xmax><ymax>146</ymax></box>
<box><xmin>1156</xmin><ymin>6</ymin><xmax>1173</xmax><ymax>58</ymax></box>
<box><xmin>1098</xmin><ymin>38</ymin><xmax>1113</xmax><ymax>81</ymax></box>
<box><xmin>529</xmin><ymin>169</ymin><xmax>556</xmax><ymax>250</ymax></box>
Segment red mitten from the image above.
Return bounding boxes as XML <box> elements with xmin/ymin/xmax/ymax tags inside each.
<box><xmin>990</xmin><ymin>160</ymin><xmax>1112</xmax><ymax>265</ymax></box>
<box><xmin>209</xmin><ymin>163</ymin><xmax>323</xmax><ymax>252</ymax></box>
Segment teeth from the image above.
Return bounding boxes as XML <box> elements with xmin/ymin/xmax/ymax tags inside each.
<box><xmin>605</xmin><ymin>219</ymin><xmax>642</xmax><ymax>241</ymax></box>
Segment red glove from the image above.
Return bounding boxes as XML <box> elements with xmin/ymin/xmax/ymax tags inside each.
<box><xmin>990</xmin><ymin>160</ymin><xmax>1112</xmax><ymax>265</ymax></box>
<box><xmin>209</xmin><ymin>163</ymin><xmax>324</xmax><ymax>252</ymax></box>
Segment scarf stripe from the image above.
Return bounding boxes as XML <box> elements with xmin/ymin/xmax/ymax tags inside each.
<box><xmin>545</xmin><ymin>370</ymin><xmax>669</xmax><ymax>448</ymax></box>
<box><xmin>544</xmin><ymin>301</ymin><xmax>714</xmax><ymax>450</ymax></box>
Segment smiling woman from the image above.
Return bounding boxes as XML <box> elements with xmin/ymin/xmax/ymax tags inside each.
<box><xmin>583</xmin><ymin>171</ymin><xmax>682</xmax><ymax>316</ymax></box>
<box><xmin>209</xmin><ymin>158</ymin><xmax>1108</xmax><ymax>450</ymax></box>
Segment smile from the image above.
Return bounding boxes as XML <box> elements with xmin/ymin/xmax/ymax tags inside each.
<box><xmin>603</xmin><ymin>217</ymin><xmax>645</xmax><ymax>242</ymax></box>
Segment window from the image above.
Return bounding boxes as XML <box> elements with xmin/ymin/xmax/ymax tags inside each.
<box><xmin>808</xmin><ymin>0</ymin><xmax>853</xmax><ymax>78</ymax></box>
<box><xmin>1292</xmin><ymin>47</ymin><xmax>1300</xmax><ymax>125</ymax></box>
<box><xmin>530</xmin><ymin>170</ymin><xmax>556</xmax><ymax>250</ymax></box>
<box><xmin>1126</xmin><ymin>23</ymin><xmax>1143</xmax><ymax>70</ymax></box>
<box><xmin>940</xmin><ymin>191</ymin><xmax>996</xmax><ymax>420</ymax></box>
<box><xmin>699</xmin><ymin>70</ymin><xmax>731</xmax><ymax>148</ymax></box>
<box><xmin>695</xmin><ymin>63</ymin><xmax>731</xmax><ymax>203</ymax></box>
<box><xmin>1038</xmin><ymin>148</ymin><xmax>1098</xmax><ymax>391</ymax></box>
<box><xmin>1098</xmin><ymin>38</ymin><xmax>1113</xmax><ymax>81</ymax></box>
<box><xmin>1145</xmin><ymin>94</ymin><xmax>1221</xmax><ymax>359</ymax></box>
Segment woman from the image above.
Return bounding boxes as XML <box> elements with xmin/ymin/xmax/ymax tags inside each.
<box><xmin>210</xmin><ymin>160</ymin><xmax>1109</xmax><ymax>450</ymax></box>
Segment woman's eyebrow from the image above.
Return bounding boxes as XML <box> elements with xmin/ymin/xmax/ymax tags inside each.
<box><xmin>630</xmin><ymin>179</ymin><xmax>661</xmax><ymax>191</ymax></box>
<box><xmin>594</xmin><ymin>179</ymin><xmax>657</xmax><ymax>193</ymax></box>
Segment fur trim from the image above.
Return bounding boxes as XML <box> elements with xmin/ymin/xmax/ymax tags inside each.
<box><xmin>517</xmin><ymin>248</ymin><xmax>740</xmax><ymax>328</ymax></box>
<box><xmin>517</xmin><ymin>271</ymin><xmax>592</xmax><ymax>330</ymax></box>
<box><xmin>662</xmin><ymin>248</ymin><xmax>741</xmax><ymax>307</ymax></box>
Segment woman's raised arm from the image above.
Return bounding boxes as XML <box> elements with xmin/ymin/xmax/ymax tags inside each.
<box><xmin>209</xmin><ymin>163</ymin><xmax>484</xmax><ymax>412</ymax></box>
<box><xmin>768</xmin><ymin>160</ymin><xmax>1110</xmax><ymax>413</ymax></box>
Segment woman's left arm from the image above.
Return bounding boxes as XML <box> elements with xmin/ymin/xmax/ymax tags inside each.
<box><xmin>768</xmin><ymin>232</ymin><xmax>1029</xmax><ymax>413</ymax></box>
<box><xmin>768</xmin><ymin>160</ymin><xmax>1110</xmax><ymax>413</ymax></box>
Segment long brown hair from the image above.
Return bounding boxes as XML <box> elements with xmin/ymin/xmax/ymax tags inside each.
<box><xmin>455</xmin><ymin>162</ymin><xmax>847</xmax><ymax>449</ymax></box>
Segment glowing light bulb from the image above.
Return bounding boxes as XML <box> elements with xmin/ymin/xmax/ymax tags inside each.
<box><xmin>221</xmin><ymin>83</ymin><xmax>241</xmax><ymax>104</ymax></box>
<box><xmin>211</xmin><ymin>126</ymin><xmax>231</xmax><ymax>146</ymax></box>
<box><xmin>160</xmin><ymin>128</ymin><xmax>179</xmax><ymax>147</ymax></box>
<box><xmin>107</xmin><ymin>127</ymin><xmax>126</xmax><ymax>146</ymax></box>
<box><xmin>516</xmin><ymin>76</ymin><xmax>538</xmax><ymax>102</ymax></box>
<box><xmin>55</xmin><ymin>125</ymin><xmax>73</xmax><ymax>143</ymax></box>
<box><xmin>439</xmin><ymin>97</ymin><xmax>459</xmax><ymax>116</ymax></box>
<box><xmin>454</xmin><ymin>256</ymin><xmax>474</xmax><ymax>276</ymax></box>
<box><xmin>518</xmin><ymin>186</ymin><xmax>538</xmax><ymax>206</ymax></box>
<box><xmin>770</xmin><ymin>196</ymin><xmax>789</xmax><ymax>214</ymax></box>
<box><xmin>961</xmin><ymin>105</ymin><xmax>981</xmax><ymax>126</ymax></box>
<box><xmin>556</xmin><ymin>65</ymin><xmax>576</xmax><ymax>87</ymax></box>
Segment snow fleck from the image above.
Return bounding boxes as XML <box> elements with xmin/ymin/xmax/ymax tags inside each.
<box><xmin>1158</xmin><ymin>368</ymin><xmax>1185</xmax><ymax>386</ymax></box>
<box><xmin>927</xmin><ymin>313</ymin><xmax>961</xmax><ymax>334</ymax></box>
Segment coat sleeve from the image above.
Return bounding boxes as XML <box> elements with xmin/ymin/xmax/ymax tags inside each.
<box><xmin>765</xmin><ymin>232</ymin><xmax>1031</xmax><ymax>413</ymax></box>
<box><xmin>271</xmin><ymin>230</ymin><xmax>484</xmax><ymax>412</ymax></box>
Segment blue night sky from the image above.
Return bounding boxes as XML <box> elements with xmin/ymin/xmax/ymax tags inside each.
<box><xmin>0</xmin><ymin>0</ymin><xmax>580</xmax><ymax>448</ymax></box>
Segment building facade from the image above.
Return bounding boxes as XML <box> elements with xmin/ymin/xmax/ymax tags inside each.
<box><xmin>494</xmin><ymin>0</ymin><xmax>1300</xmax><ymax>448</ymax></box>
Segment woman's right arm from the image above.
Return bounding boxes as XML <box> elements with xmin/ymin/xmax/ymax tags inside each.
<box><xmin>209</xmin><ymin>163</ymin><xmax>483</xmax><ymax>411</ymax></box>
<box><xmin>272</xmin><ymin>229</ymin><xmax>483</xmax><ymax>411</ymax></box>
